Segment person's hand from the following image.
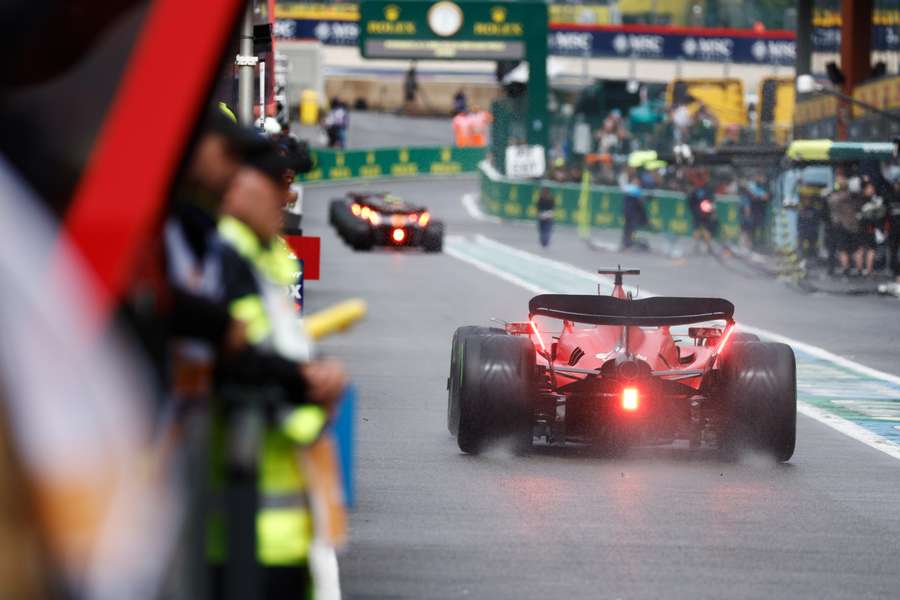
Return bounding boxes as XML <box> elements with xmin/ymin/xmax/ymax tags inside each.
<box><xmin>222</xmin><ymin>318</ymin><xmax>248</xmax><ymax>355</ymax></box>
<box><xmin>301</xmin><ymin>359</ymin><xmax>347</xmax><ymax>406</ymax></box>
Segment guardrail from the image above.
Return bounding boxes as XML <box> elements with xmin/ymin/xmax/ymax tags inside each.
<box><xmin>299</xmin><ymin>146</ymin><xmax>487</xmax><ymax>182</ymax></box>
<box><xmin>479</xmin><ymin>163</ymin><xmax>742</xmax><ymax>241</ymax></box>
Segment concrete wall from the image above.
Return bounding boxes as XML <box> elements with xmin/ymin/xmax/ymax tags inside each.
<box><xmin>277</xmin><ymin>40</ymin><xmax>325</xmax><ymax>111</ymax></box>
<box><xmin>324</xmin><ymin>77</ymin><xmax>501</xmax><ymax>115</ymax></box>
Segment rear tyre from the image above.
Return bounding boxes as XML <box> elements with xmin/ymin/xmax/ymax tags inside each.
<box><xmin>423</xmin><ymin>222</ymin><xmax>444</xmax><ymax>253</ymax></box>
<box><xmin>732</xmin><ymin>332</ymin><xmax>761</xmax><ymax>343</ymax></box>
<box><xmin>457</xmin><ymin>334</ymin><xmax>535</xmax><ymax>455</ymax></box>
<box><xmin>349</xmin><ymin>225</ymin><xmax>374</xmax><ymax>251</ymax></box>
<box><xmin>448</xmin><ymin>326</ymin><xmax>504</xmax><ymax>435</ymax></box>
<box><xmin>719</xmin><ymin>342</ymin><xmax>796</xmax><ymax>462</ymax></box>
<box><xmin>328</xmin><ymin>199</ymin><xmax>343</xmax><ymax>226</ymax></box>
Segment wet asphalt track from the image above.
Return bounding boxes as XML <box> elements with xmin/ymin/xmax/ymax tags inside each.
<box><xmin>304</xmin><ymin>177</ymin><xmax>900</xmax><ymax>600</ymax></box>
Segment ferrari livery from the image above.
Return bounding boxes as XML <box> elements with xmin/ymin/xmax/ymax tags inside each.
<box><xmin>329</xmin><ymin>192</ymin><xmax>444</xmax><ymax>252</ymax></box>
<box><xmin>447</xmin><ymin>268</ymin><xmax>797</xmax><ymax>461</ymax></box>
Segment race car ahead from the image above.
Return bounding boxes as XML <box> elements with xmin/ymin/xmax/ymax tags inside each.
<box><xmin>447</xmin><ymin>268</ymin><xmax>796</xmax><ymax>461</ymax></box>
<box><xmin>329</xmin><ymin>192</ymin><xmax>444</xmax><ymax>252</ymax></box>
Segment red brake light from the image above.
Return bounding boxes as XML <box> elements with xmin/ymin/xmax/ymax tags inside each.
<box><xmin>392</xmin><ymin>228</ymin><xmax>406</xmax><ymax>243</ymax></box>
<box><xmin>622</xmin><ymin>387</ymin><xmax>639</xmax><ymax>411</ymax></box>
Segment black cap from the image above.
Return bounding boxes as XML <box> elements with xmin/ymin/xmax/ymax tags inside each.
<box><xmin>205</xmin><ymin>109</ymin><xmax>269</xmax><ymax>157</ymax></box>
<box><xmin>242</xmin><ymin>143</ymin><xmax>304</xmax><ymax>184</ymax></box>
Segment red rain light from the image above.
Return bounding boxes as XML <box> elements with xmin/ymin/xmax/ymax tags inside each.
<box><xmin>700</xmin><ymin>199</ymin><xmax>715</xmax><ymax>214</ymax></box>
<box><xmin>716</xmin><ymin>324</ymin><xmax>736</xmax><ymax>356</ymax></box>
<box><xmin>351</xmin><ymin>203</ymin><xmax>361</xmax><ymax>216</ymax></box>
<box><xmin>529</xmin><ymin>319</ymin><xmax>547</xmax><ymax>353</ymax></box>
<box><xmin>622</xmin><ymin>387</ymin><xmax>639</xmax><ymax>411</ymax></box>
<box><xmin>419</xmin><ymin>212</ymin><xmax>431</xmax><ymax>227</ymax></box>
<box><xmin>392</xmin><ymin>228</ymin><xmax>406</xmax><ymax>243</ymax></box>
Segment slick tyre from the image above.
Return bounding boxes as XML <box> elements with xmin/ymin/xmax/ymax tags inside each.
<box><xmin>732</xmin><ymin>332</ymin><xmax>760</xmax><ymax>343</ymax></box>
<box><xmin>423</xmin><ymin>222</ymin><xmax>444</xmax><ymax>253</ymax></box>
<box><xmin>447</xmin><ymin>326</ymin><xmax>504</xmax><ymax>435</ymax></box>
<box><xmin>329</xmin><ymin>199</ymin><xmax>343</xmax><ymax>226</ymax></box>
<box><xmin>720</xmin><ymin>342</ymin><xmax>796</xmax><ymax>462</ymax></box>
<box><xmin>349</xmin><ymin>223</ymin><xmax>374</xmax><ymax>251</ymax></box>
<box><xmin>457</xmin><ymin>334</ymin><xmax>535</xmax><ymax>455</ymax></box>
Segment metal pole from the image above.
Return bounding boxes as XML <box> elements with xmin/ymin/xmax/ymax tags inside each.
<box><xmin>259</xmin><ymin>60</ymin><xmax>266</xmax><ymax>122</ymax></box>
<box><xmin>238</xmin><ymin>1</ymin><xmax>255</xmax><ymax>126</ymax></box>
<box><xmin>795</xmin><ymin>0</ymin><xmax>812</xmax><ymax>76</ymax></box>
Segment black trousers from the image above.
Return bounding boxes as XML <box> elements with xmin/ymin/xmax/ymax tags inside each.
<box><xmin>210</xmin><ymin>565</ymin><xmax>310</xmax><ymax>600</ymax></box>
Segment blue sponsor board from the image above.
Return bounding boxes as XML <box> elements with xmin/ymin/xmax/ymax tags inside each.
<box><xmin>548</xmin><ymin>28</ymin><xmax>796</xmax><ymax>65</ymax></box>
<box><xmin>275</xmin><ymin>19</ymin><xmax>359</xmax><ymax>46</ymax></box>
<box><xmin>813</xmin><ymin>24</ymin><xmax>900</xmax><ymax>52</ymax></box>
<box><xmin>276</xmin><ymin>19</ymin><xmax>899</xmax><ymax>62</ymax></box>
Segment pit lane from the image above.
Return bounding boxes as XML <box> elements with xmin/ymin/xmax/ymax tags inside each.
<box><xmin>304</xmin><ymin>176</ymin><xmax>900</xmax><ymax>599</ymax></box>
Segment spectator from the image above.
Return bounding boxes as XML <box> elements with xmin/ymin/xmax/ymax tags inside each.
<box><xmin>453</xmin><ymin>88</ymin><xmax>467</xmax><ymax>115</ymax></box>
<box><xmin>536</xmin><ymin>187</ymin><xmax>555</xmax><ymax>247</ymax></box>
<box><xmin>403</xmin><ymin>62</ymin><xmax>418</xmax><ymax>114</ymax></box>
<box><xmin>739</xmin><ymin>174</ymin><xmax>770</xmax><ymax>250</ymax></box>
<box><xmin>687</xmin><ymin>168</ymin><xmax>719</xmax><ymax>250</ymax></box>
<box><xmin>672</xmin><ymin>102</ymin><xmax>693</xmax><ymax>144</ymax></box>
<box><xmin>596</xmin><ymin>113</ymin><xmax>622</xmax><ymax>154</ymax></box>
<box><xmin>467</xmin><ymin>106</ymin><xmax>492</xmax><ymax>147</ymax></box>
<box><xmin>857</xmin><ymin>180</ymin><xmax>885</xmax><ymax>276</ymax></box>
<box><xmin>690</xmin><ymin>102</ymin><xmax>718</xmax><ymax>148</ymax></box>
<box><xmin>621</xmin><ymin>168</ymin><xmax>649</xmax><ymax>250</ymax></box>
<box><xmin>888</xmin><ymin>177</ymin><xmax>900</xmax><ymax>282</ymax></box>
<box><xmin>796</xmin><ymin>177</ymin><xmax>827</xmax><ymax>262</ymax></box>
<box><xmin>323</xmin><ymin>98</ymin><xmax>349</xmax><ymax>149</ymax></box>
<box><xmin>827</xmin><ymin>174</ymin><xmax>863</xmax><ymax>275</ymax></box>
<box><xmin>452</xmin><ymin>109</ymin><xmax>471</xmax><ymax>147</ymax></box>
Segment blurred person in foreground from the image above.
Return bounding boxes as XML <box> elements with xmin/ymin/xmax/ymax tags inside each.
<box><xmin>212</xmin><ymin>142</ymin><xmax>346</xmax><ymax>600</ymax></box>
<box><xmin>0</xmin><ymin>157</ymin><xmax>173</xmax><ymax>600</ymax></box>
<box><xmin>162</xmin><ymin>110</ymin><xmax>345</xmax><ymax>600</ymax></box>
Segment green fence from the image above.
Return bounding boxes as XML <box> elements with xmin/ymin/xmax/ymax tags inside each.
<box><xmin>300</xmin><ymin>146</ymin><xmax>486</xmax><ymax>182</ymax></box>
<box><xmin>480</xmin><ymin>167</ymin><xmax>742</xmax><ymax>241</ymax></box>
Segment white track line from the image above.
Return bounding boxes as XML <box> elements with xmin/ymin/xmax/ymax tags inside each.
<box><xmin>460</xmin><ymin>193</ymin><xmax>502</xmax><ymax>223</ymax></box>
<box><xmin>446</xmin><ymin>234</ymin><xmax>900</xmax><ymax>462</ymax></box>
<box><xmin>444</xmin><ymin>243</ymin><xmax>546</xmax><ymax>294</ymax></box>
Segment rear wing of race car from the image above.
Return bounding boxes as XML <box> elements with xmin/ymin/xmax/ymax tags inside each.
<box><xmin>528</xmin><ymin>294</ymin><xmax>734</xmax><ymax>327</ymax></box>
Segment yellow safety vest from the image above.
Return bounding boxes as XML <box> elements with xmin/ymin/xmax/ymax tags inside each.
<box><xmin>209</xmin><ymin>216</ymin><xmax>327</xmax><ymax>566</ymax></box>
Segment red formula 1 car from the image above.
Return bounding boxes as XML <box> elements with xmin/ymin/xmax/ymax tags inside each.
<box><xmin>447</xmin><ymin>268</ymin><xmax>796</xmax><ymax>461</ymax></box>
